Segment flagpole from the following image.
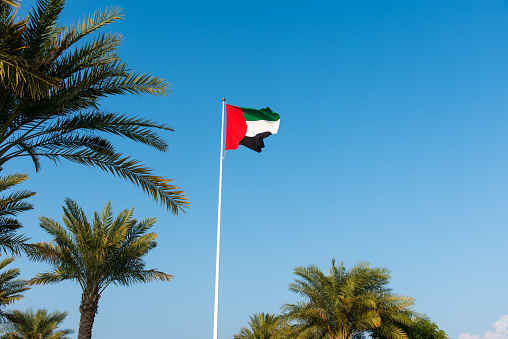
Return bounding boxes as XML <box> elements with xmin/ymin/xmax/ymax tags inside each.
<box><xmin>213</xmin><ymin>98</ymin><xmax>226</xmax><ymax>339</ymax></box>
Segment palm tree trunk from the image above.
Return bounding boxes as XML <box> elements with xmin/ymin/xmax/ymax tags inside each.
<box><xmin>78</xmin><ymin>292</ymin><xmax>100</xmax><ymax>339</ymax></box>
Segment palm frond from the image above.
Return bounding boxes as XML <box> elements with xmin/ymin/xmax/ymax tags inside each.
<box><xmin>65</xmin><ymin>6</ymin><xmax>124</xmax><ymax>46</ymax></box>
<box><xmin>0</xmin><ymin>174</ymin><xmax>28</xmax><ymax>191</ymax></box>
<box><xmin>59</xmin><ymin>150</ymin><xmax>188</xmax><ymax>213</ymax></box>
<box><xmin>31</xmin><ymin>200</ymin><xmax>172</xmax><ymax>299</ymax></box>
<box><xmin>0</xmin><ymin>233</ymin><xmax>30</xmax><ymax>256</ymax></box>
<box><xmin>111</xmin><ymin>269</ymin><xmax>172</xmax><ymax>287</ymax></box>
<box><xmin>24</xmin><ymin>0</ymin><xmax>65</xmax><ymax>60</ymax></box>
<box><xmin>0</xmin><ymin>50</ymin><xmax>62</xmax><ymax>97</ymax></box>
<box><xmin>28</xmin><ymin>271</ymin><xmax>72</xmax><ymax>286</ymax></box>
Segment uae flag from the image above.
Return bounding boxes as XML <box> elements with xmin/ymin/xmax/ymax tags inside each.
<box><xmin>225</xmin><ymin>104</ymin><xmax>280</xmax><ymax>152</ymax></box>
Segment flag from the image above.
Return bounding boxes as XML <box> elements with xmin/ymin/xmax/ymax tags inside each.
<box><xmin>225</xmin><ymin>104</ymin><xmax>280</xmax><ymax>152</ymax></box>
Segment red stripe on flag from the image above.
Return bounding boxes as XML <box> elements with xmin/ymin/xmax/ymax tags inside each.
<box><xmin>225</xmin><ymin>104</ymin><xmax>247</xmax><ymax>150</ymax></box>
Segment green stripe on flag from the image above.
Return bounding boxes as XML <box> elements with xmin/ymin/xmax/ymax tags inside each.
<box><xmin>241</xmin><ymin>107</ymin><xmax>280</xmax><ymax>122</ymax></box>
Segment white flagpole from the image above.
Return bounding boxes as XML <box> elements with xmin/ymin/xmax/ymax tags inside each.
<box><xmin>213</xmin><ymin>98</ymin><xmax>226</xmax><ymax>339</ymax></box>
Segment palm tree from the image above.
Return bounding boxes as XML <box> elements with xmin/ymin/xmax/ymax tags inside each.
<box><xmin>234</xmin><ymin>313</ymin><xmax>284</xmax><ymax>339</ymax></box>
<box><xmin>0</xmin><ymin>257</ymin><xmax>28</xmax><ymax>322</ymax></box>
<box><xmin>26</xmin><ymin>198</ymin><xmax>172</xmax><ymax>339</ymax></box>
<box><xmin>0</xmin><ymin>0</ymin><xmax>188</xmax><ymax>214</ymax></box>
<box><xmin>0</xmin><ymin>174</ymin><xmax>34</xmax><ymax>255</ymax></box>
<box><xmin>1</xmin><ymin>308</ymin><xmax>73</xmax><ymax>339</ymax></box>
<box><xmin>282</xmin><ymin>260</ymin><xmax>414</xmax><ymax>339</ymax></box>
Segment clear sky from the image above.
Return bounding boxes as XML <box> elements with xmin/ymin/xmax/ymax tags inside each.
<box><xmin>7</xmin><ymin>0</ymin><xmax>508</xmax><ymax>338</ymax></box>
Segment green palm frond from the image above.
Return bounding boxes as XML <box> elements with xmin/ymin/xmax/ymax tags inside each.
<box><xmin>65</xmin><ymin>6</ymin><xmax>124</xmax><ymax>46</ymax></box>
<box><xmin>1</xmin><ymin>308</ymin><xmax>73</xmax><ymax>339</ymax></box>
<box><xmin>0</xmin><ymin>234</ymin><xmax>30</xmax><ymax>254</ymax></box>
<box><xmin>25</xmin><ymin>111</ymin><xmax>174</xmax><ymax>151</ymax></box>
<box><xmin>25</xmin><ymin>241</ymin><xmax>67</xmax><ymax>266</ymax></box>
<box><xmin>0</xmin><ymin>191</ymin><xmax>36</xmax><ymax>215</ymax></box>
<box><xmin>0</xmin><ymin>174</ymin><xmax>29</xmax><ymax>191</ymax></box>
<box><xmin>24</xmin><ymin>0</ymin><xmax>65</xmax><ymax>59</ymax></box>
<box><xmin>29</xmin><ymin>271</ymin><xmax>73</xmax><ymax>286</ymax></box>
<box><xmin>57</xmin><ymin>151</ymin><xmax>188</xmax><ymax>213</ymax></box>
<box><xmin>54</xmin><ymin>33</ymin><xmax>122</xmax><ymax>77</ymax></box>
<box><xmin>109</xmin><ymin>269</ymin><xmax>172</xmax><ymax>288</ymax></box>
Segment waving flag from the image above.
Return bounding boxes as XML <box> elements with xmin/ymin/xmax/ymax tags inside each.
<box><xmin>225</xmin><ymin>104</ymin><xmax>280</xmax><ymax>152</ymax></box>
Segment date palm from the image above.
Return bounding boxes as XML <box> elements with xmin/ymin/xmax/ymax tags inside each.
<box><xmin>1</xmin><ymin>308</ymin><xmax>73</xmax><ymax>339</ymax></box>
<box><xmin>234</xmin><ymin>313</ymin><xmax>284</xmax><ymax>339</ymax></box>
<box><xmin>282</xmin><ymin>260</ymin><xmax>414</xmax><ymax>339</ymax></box>
<box><xmin>0</xmin><ymin>0</ymin><xmax>188</xmax><ymax>213</ymax></box>
<box><xmin>26</xmin><ymin>198</ymin><xmax>172</xmax><ymax>339</ymax></box>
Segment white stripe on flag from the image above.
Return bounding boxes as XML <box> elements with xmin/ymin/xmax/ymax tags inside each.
<box><xmin>245</xmin><ymin>120</ymin><xmax>280</xmax><ymax>137</ymax></box>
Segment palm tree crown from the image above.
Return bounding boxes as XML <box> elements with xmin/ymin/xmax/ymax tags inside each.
<box><xmin>26</xmin><ymin>198</ymin><xmax>172</xmax><ymax>339</ymax></box>
<box><xmin>234</xmin><ymin>313</ymin><xmax>284</xmax><ymax>339</ymax></box>
<box><xmin>1</xmin><ymin>308</ymin><xmax>73</xmax><ymax>339</ymax></box>
<box><xmin>0</xmin><ymin>0</ymin><xmax>188</xmax><ymax>213</ymax></box>
<box><xmin>282</xmin><ymin>260</ymin><xmax>414</xmax><ymax>339</ymax></box>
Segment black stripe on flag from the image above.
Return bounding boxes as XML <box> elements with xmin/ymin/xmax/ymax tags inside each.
<box><xmin>240</xmin><ymin>132</ymin><xmax>272</xmax><ymax>153</ymax></box>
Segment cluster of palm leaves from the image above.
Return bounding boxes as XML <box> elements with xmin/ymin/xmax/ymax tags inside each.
<box><xmin>1</xmin><ymin>308</ymin><xmax>73</xmax><ymax>339</ymax></box>
<box><xmin>234</xmin><ymin>260</ymin><xmax>417</xmax><ymax>339</ymax></box>
<box><xmin>25</xmin><ymin>199</ymin><xmax>172</xmax><ymax>339</ymax></box>
<box><xmin>235</xmin><ymin>313</ymin><xmax>285</xmax><ymax>339</ymax></box>
<box><xmin>0</xmin><ymin>0</ymin><xmax>188</xmax><ymax>213</ymax></box>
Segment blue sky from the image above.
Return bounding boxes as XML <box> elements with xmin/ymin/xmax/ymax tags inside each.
<box><xmin>6</xmin><ymin>0</ymin><xmax>508</xmax><ymax>338</ymax></box>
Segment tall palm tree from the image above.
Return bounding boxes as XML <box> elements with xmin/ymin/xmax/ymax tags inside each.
<box><xmin>1</xmin><ymin>308</ymin><xmax>73</xmax><ymax>339</ymax></box>
<box><xmin>0</xmin><ymin>173</ymin><xmax>34</xmax><ymax>255</ymax></box>
<box><xmin>234</xmin><ymin>313</ymin><xmax>284</xmax><ymax>339</ymax></box>
<box><xmin>0</xmin><ymin>0</ymin><xmax>188</xmax><ymax>213</ymax></box>
<box><xmin>282</xmin><ymin>260</ymin><xmax>414</xmax><ymax>339</ymax></box>
<box><xmin>0</xmin><ymin>257</ymin><xmax>28</xmax><ymax>323</ymax></box>
<box><xmin>26</xmin><ymin>198</ymin><xmax>172</xmax><ymax>339</ymax></box>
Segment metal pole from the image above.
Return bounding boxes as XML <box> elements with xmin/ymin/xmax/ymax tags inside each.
<box><xmin>213</xmin><ymin>98</ymin><xmax>226</xmax><ymax>339</ymax></box>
